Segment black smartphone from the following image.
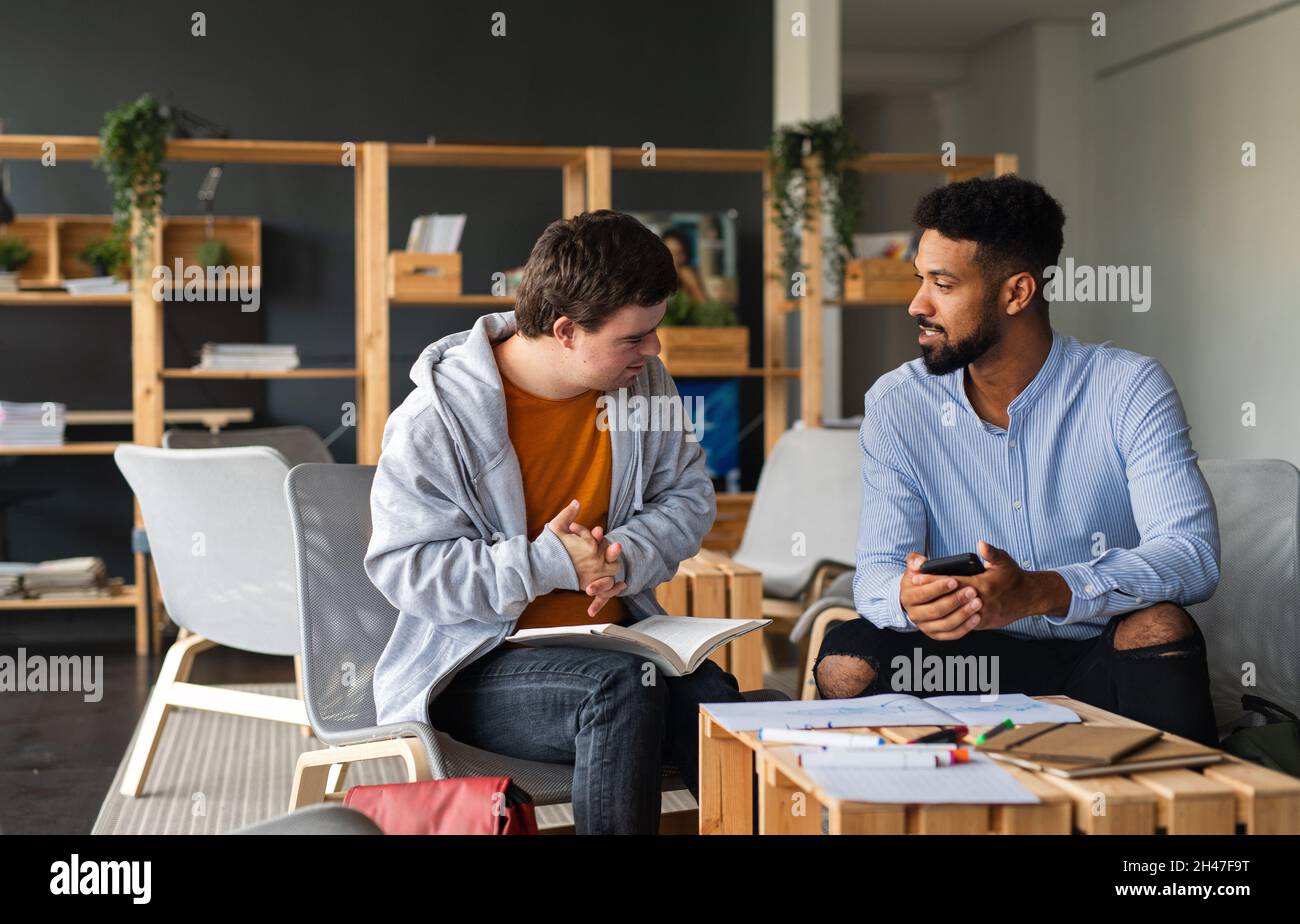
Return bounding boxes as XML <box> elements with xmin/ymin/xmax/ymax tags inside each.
<box><xmin>919</xmin><ymin>553</ymin><xmax>985</xmax><ymax>576</ymax></box>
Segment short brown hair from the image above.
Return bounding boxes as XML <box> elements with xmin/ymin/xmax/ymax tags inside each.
<box><xmin>514</xmin><ymin>209</ymin><xmax>678</xmax><ymax>337</ymax></box>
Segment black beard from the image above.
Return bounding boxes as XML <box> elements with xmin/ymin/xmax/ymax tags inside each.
<box><xmin>920</xmin><ymin>302</ymin><xmax>1000</xmax><ymax>376</ymax></box>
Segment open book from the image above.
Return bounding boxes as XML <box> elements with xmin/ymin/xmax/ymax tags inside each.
<box><xmin>506</xmin><ymin>615</ymin><xmax>769</xmax><ymax>677</ymax></box>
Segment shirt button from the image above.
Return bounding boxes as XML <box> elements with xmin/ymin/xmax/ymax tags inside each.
<box><xmin>1008</xmin><ymin>439</ymin><xmax>1017</xmax><ymax>448</ymax></box>
<box><xmin>1012</xmin><ymin>499</ymin><xmax>1022</xmax><ymax>509</ymax></box>
<box><xmin>1022</xmin><ymin>559</ymin><xmax>1032</xmax><ymax>568</ymax></box>
<box><xmin>1084</xmin><ymin>584</ymin><xmax>1095</xmax><ymax>594</ymax></box>
<box><xmin>1135</xmin><ymin>597</ymin><xmax>1143</xmax><ymax>603</ymax></box>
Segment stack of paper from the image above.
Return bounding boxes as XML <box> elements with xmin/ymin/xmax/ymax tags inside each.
<box><xmin>196</xmin><ymin>343</ymin><xmax>300</xmax><ymax>372</ymax></box>
<box><xmin>790</xmin><ymin>746</ymin><xmax>1041</xmax><ymax>805</ymax></box>
<box><xmin>0</xmin><ymin>401</ymin><xmax>65</xmax><ymax>447</ymax></box>
<box><xmin>0</xmin><ymin>563</ymin><xmax>33</xmax><ymax>599</ymax></box>
<box><xmin>22</xmin><ymin>557</ymin><xmax>111</xmax><ymax>598</ymax></box>
<box><xmin>65</xmin><ymin>276</ymin><xmax>130</xmax><ymax>296</ymax></box>
<box><xmin>405</xmin><ymin>214</ymin><xmax>466</xmax><ymax>253</ymax></box>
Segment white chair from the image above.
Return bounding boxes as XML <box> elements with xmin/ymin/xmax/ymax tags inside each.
<box><xmin>731</xmin><ymin>426</ymin><xmax>861</xmax><ymax>666</ymax></box>
<box><xmin>113</xmin><ymin>445</ymin><xmax>310</xmax><ymax>797</ymax></box>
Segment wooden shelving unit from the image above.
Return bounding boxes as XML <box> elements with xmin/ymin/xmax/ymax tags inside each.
<box><xmin>0</xmin><ymin>134</ymin><xmax>365</xmax><ymax>654</ymax></box>
<box><xmin>3</xmin><ymin>136</ymin><xmax>1007</xmax><ymax>653</ymax></box>
<box><xmin>354</xmin><ymin>142</ymin><xmax>821</xmax><ymax>458</ymax></box>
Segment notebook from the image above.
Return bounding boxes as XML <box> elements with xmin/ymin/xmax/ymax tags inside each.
<box><xmin>979</xmin><ymin>723</ymin><xmax>1222</xmax><ymax>778</ymax></box>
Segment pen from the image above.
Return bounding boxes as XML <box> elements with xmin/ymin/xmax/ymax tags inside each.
<box><xmin>975</xmin><ymin>718</ymin><xmax>1016</xmax><ymax>745</ymax></box>
<box><xmin>799</xmin><ymin>748</ymin><xmax>971</xmax><ymax>769</ymax></box>
<box><xmin>757</xmin><ymin>728</ymin><xmax>887</xmax><ymax>748</ymax></box>
<box><xmin>908</xmin><ymin>726</ymin><xmax>968</xmax><ymax>744</ymax></box>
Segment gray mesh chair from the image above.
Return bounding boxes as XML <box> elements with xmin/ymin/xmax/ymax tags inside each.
<box><xmin>114</xmin><ymin>445</ymin><xmax>310</xmax><ymax>797</ymax></box>
<box><xmin>231</xmin><ymin>803</ymin><xmax>382</xmax><ymax>835</ymax></box>
<box><xmin>163</xmin><ymin>424</ymin><xmax>334</xmax><ymax>465</ymax></box>
<box><xmin>284</xmin><ymin>462</ymin><xmax>579</xmax><ymax>811</ymax></box>
<box><xmin>284</xmin><ymin>462</ymin><xmax>788</xmax><ymax>823</ymax></box>
<box><xmin>1192</xmin><ymin>459</ymin><xmax>1300</xmax><ymax>732</ymax></box>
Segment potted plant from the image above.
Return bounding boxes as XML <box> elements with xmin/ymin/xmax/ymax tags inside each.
<box><xmin>768</xmin><ymin>116</ymin><xmax>861</xmax><ymax>296</ymax></box>
<box><xmin>96</xmin><ymin>94</ymin><xmax>172</xmax><ymax>274</ymax></box>
<box><xmin>196</xmin><ymin>237</ymin><xmax>230</xmax><ymax>267</ymax></box>
<box><xmin>79</xmin><ymin>236</ymin><xmax>129</xmax><ymax>278</ymax></box>
<box><xmin>657</xmin><ymin>290</ymin><xmax>748</xmax><ymax>374</ymax></box>
<box><xmin>0</xmin><ymin>235</ymin><xmax>31</xmax><ymax>292</ymax></box>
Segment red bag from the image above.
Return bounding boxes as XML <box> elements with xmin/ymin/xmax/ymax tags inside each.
<box><xmin>343</xmin><ymin>777</ymin><xmax>538</xmax><ymax>835</ymax></box>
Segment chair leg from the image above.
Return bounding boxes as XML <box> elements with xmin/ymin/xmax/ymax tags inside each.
<box><xmin>288</xmin><ymin>738</ymin><xmax>433</xmax><ymax>811</ymax></box>
<box><xmin>119</xmin><ymin>632</ymin><xmax>218</xmax><ymax>797</ymax></box>
<box><xmin>292</xmin><ymin>656</ymin><xmax>312</xmax><ymax>738</ymax></box>
<box><xmin>801</xmin><ymin>607</ymin><xmax>858</xmax><ymax>700</ymax></box>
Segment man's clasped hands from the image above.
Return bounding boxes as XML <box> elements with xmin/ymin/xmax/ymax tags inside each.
<box><xmin>547</xmin><ymin>499</ymin><xmax>624</xmax><ymax>618</ymax></box>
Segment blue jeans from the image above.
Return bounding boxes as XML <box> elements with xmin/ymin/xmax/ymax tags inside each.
<box><xmin>427</xmin><ymin>643</ymin><xmax>745</xmax><ymax>834</ymax></box>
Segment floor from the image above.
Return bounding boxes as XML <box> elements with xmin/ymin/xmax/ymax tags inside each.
<box><xmin>1</xmin><ymin>631</ymin><xmax>804</xmax><ymax>834</ymax></box>
<box><xmin>0</xmin><ymin>637</ymin><xmax>293</xmax><ymax>834</ymax></box>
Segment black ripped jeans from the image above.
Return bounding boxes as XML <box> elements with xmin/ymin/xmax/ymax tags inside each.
<box><xmin>813</xmin><ymin>608</ymin><xmax>1220</xmax><ymax>746</ymax></box>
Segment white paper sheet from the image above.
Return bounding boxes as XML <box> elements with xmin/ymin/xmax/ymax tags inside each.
<box><xmin>797</xmin><ymin>748</ymin><xmax>1041</xmax><ymax>804</ymax></box>
<box><xmin>701</xmin><ymin>692</ymin><xmax>1080</xmax><ymax>732</ymax></box>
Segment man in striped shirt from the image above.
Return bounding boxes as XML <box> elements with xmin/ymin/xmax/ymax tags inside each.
<box><xmin>814</xmin><ymin>176</ymin><xmax>1221</xmax><ymax>746</ymax></box>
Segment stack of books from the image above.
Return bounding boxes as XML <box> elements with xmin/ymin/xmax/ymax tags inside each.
<box><xmin>0</xmin><ymin>563</ymin><xmax>32</xmax><ymax>599</ymax></box>
<box><xmin>22</xmin><ymin>557</ymin><xmax>119</xmax><ymax>599</ymax></box>
<box><xmin>65</xmin><ymin>276</ymin><xmax>130</xmax><ymax>296</ymax></box>
<box><xmin>195</xmin><ymin>343</ymin><xmax>300</xmax><ymax>372</ymax></box>
<box><xmin>405</xmin><ymin>214</ymin><xmax>466</xmax><ymax>253</ymax></box>
<box><xmin>0</xmin><ymin>401</ymin><xmax>65</xmax><ymax>447</ymax></box>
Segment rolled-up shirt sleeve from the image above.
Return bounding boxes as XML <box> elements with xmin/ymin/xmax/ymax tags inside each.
<box><xmin>1046</xmin><ymin>359</ymin><xmax>1221</xmax><ymax>625</ymax></box>
<box><xmin>853</xmin><ymin>399</ymin><xmax>926</xmax><ymax>631</ymax></box>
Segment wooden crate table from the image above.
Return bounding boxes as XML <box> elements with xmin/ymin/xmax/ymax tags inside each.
<box><xmin>653</xmin><ymin>550</ymin><xmax>765</xmax><ymax>691</ymax></box>
<box><xmin>698</xmin><ymin>695</ymin><xmax>1300</xmax><ymax>835</ymax></box>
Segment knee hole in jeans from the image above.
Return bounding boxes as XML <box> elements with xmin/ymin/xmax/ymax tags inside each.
<box><xmin>1113</xmin><ymin>603</ymin><xmax>1196</xmax><ymax>655</ymax></box>
<box><xmin>815</xmin><ymin>654</ymin><xmax>877</xmax><ymax>699</ymax></box>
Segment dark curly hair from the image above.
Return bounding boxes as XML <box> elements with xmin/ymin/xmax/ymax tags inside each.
<box><xmin>515</xmin><ymin>210</ymin><xmax>678</xmax><ymax>337</ymax></box>
<box><xmin>912</xmin><ymin>175</ymin><xmax>1065</xmax><ymax>306</ymax></box>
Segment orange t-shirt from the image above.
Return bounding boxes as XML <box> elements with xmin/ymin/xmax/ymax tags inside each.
<box><xmin>502</xmin><ymin>370</ymin><xmax>627</xmax><ymax>630</ymax></box>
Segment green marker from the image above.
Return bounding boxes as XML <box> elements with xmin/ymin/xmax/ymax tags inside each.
<box><xmin>975</xmin><ymin>718</ymin><xmax>1015</xmax><ymax>745</ymax></box>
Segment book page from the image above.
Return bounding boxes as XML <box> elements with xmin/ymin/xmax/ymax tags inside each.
<box><xmin>629</xmin><ymin>615</ymin><xmax>761</xmax><ymax>664</ymax></box>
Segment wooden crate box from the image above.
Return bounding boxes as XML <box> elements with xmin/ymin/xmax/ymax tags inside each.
<box><xmin>653</xmin><ymin>550</ymin><xmax>764</xmax><ymax>690</ymax></box>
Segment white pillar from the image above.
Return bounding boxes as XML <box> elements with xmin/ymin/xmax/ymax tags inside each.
<box><xmin>774</xmin><ymin>0</ymin><xmax>842</xmax><ymax>420</ymax></box>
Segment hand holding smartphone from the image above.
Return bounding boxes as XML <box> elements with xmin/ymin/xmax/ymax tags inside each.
<box><xmin>918</xmin><ymin>552</ymin><xmax>985</xmax><ymax>576</ymax></box>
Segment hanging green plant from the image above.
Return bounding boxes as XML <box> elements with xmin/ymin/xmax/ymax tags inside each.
<box><xmin>768</xmin><ymin>116</ymin><xmax>861</xmax><ymax>294</ymax></box>
<box><xmin>96</xmin><ymin>94</ymin><xmax>172</xmax><ymax>274</ymax></box>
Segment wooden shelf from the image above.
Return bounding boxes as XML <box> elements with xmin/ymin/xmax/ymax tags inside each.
<box><xmin>0</xmin><ymin>586</ymin><xmax>141</xmax><ymax>611</ymax></box>
<box><xmin>388</xmin><ymin>143</ymin><xmax>586</xmax><ymax>169</ymax></box>
<box><xmin>390</xmin><ymin>293</ymin><xmax>515</xmax><ymax>307</ymax></box>
<box><xmin>0</xmin><ymin>291</ymin><xmax>131</xmax><ymax>306</ymax></box>
<box><xmin>162</xmin><ymin>368</ymin><xmax>359</xmax><ymax>380</ymax></box>
<box><xmin>610</xmin><ymin>147</ymin><xmax>768</xmax><ymax>173</ymax></box>
<box><xmin>65</xmin><ymin>408</ymin><xmax>254</xmax><ymax>429</ymax></box>
<box><xmin>0</xmin><ymin>442</ymin><xmax>123</xmax><ymax>456</ymax></box>
<box><xmin>667</xmin><ymin>367</ymin><xmax>801</xmax><ymax>379</ymax></box>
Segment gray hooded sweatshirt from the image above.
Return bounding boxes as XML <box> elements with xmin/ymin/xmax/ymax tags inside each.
<box><xmin>365</xmin><ymin>311</ymin><xmax>715</xmax><ymax>726</ymax></box>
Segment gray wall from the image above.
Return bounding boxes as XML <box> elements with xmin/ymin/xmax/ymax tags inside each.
<box><xmin>840</xmin><ymin>0</ymin><xmax>1298</xmax><ymax>470</ymax></box>
<box><xmin>0</xmin><ymin>0</ymin><xmax>773</xmax><ymax>643</ymax></box>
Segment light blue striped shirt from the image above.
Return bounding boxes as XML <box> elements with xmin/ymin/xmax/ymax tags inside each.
<box><xmin>853</xmin><ymin>330</ymin><xmax>1220</xmax><ymax>640</ymax></box>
